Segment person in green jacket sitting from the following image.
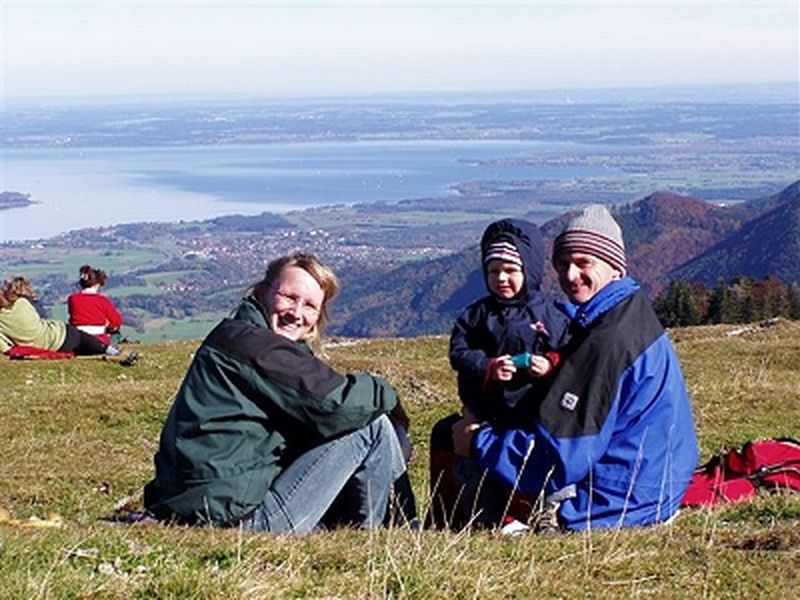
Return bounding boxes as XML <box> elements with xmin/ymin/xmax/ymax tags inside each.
<box><xmin>144</xmin><ymin>252</ymin><xmax>414</xmax><ymax>532</ymax></box>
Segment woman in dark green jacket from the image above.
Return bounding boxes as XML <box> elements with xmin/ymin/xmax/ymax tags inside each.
<box><xmin>144</xmin><ymin>252</ymin><xmax>411</xmax><ymax>532</ymax></box>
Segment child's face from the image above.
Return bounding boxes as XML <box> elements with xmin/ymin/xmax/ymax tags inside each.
<box><xmin>486</xmin><ymin>259</ymin><xmax>524</xmax><ymax>300</ymax></box>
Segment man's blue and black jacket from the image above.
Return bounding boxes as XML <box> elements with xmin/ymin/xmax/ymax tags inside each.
<box><xmin>472</xmin><ymin>277</ymin><xmax>699</xmax><ymax>529</ymax></box>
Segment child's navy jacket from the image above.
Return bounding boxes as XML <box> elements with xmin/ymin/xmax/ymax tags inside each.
<box><xmin>449</xmin><ymin>218</ymin><xmax>570</xmax><ymax>427</ymax></box>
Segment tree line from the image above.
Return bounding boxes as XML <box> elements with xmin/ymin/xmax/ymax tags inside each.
<box><xmin>653</xmin><ymin>276</ymin><xmax>800</xmax><ymax>328</ymax></box>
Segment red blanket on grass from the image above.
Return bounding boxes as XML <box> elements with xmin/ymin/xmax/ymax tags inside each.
<box><xmin>4</xmin><ymin>345</ymin><xmax>75</xmax><ymax>360</ymax></box>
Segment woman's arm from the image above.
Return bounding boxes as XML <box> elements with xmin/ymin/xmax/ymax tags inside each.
<box><xmin>102</xmin><ymin>295</ymin><xmax>124</xmax><ymax>331</ymax></box>
<box><xmin>204</xmin><ymin>319</ymin><xmax>398</xmax><ymax>439</ymax></box>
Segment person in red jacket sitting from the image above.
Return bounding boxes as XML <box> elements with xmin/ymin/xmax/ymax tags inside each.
<box><xmin>67</xmin><ymin>265</ymin><xmax>123</xmax><ymax>345</ymax></box>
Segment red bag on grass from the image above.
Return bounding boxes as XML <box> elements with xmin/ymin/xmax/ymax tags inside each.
<box><xmin>681</xmin><ymin>438</ymin><xmax>800</xmax><ymax>507</ymax></box>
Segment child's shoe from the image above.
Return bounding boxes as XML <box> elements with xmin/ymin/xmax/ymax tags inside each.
<box><xmin>500</xmin><ymin>515</ymin><xmax>530</xmax><ymax>536</ymax></box>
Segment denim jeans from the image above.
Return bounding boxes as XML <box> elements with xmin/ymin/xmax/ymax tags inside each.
<box><xmin>239</xmin><ymin>414</ymin><xmax>405</xmax><ymax>534</ymax></box>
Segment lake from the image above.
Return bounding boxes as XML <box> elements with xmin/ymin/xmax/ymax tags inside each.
<box><xmin>1</xmin><ymin>139</ymin><xmax>611</xmax><ymax>241</ymax></box>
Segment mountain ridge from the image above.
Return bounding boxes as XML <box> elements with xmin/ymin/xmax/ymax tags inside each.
<box><xmin>668</xmin><ymin>185</ymin><xmax>800</xmax><ymax>285</ymax></box>
<box><xmin>331</xmin><ymin>180</ymin><xmax>800</xmax><ymax>337</ymax></box>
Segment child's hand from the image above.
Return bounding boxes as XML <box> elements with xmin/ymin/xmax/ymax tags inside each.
<box><xmin>528</xmin><ymin>354</ymin><xmax>552</xmax><ymax>377</ymax></box>
<box><xmin>492</xmin><ymin>355</ymin><xmax>516</xmax><ymax>381</ymax></box>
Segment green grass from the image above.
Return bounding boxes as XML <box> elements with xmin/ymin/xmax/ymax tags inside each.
<box><xmin>4</xmin><ymin>247</ymin><xmax>168</xmax><ymax>279</ymax></box>
<box><xmin>49</xmin><ymin>303</ymin><xmax>68</xmax><ymax>321</ymax></box>
<box><xmin>139</xmin><ymin>270</ymin><xmax>192</xmax><ymax>286</ymax></box>
<box><xmin>0</xmin><ymin>323</ymin><xmax>798</xmax><ymax>598</ymax></box>
<box><xmin>138</xmin><ymin>312</ymin><xmax>227</xmax><ymax>343</ymax></box>
<box><xmin>108</xmin><ymin>285</ymin><xmax>164</xmax><ymax>297</ymax></box>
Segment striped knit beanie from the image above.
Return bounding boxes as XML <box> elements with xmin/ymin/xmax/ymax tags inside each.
<box><xmin>483</xmin><ymin>238</ymin><xmax>523</xmax><ymax>267</ymax></box>
<box><xmin>552</xmin><ymin>204</ymin><xmax>626</xmax><ymax>274</ymax></box>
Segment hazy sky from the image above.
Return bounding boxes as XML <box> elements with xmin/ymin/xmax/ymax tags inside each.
<box><xmin>2</xmin><ymin>1</ymin><xmax>798</xmax><ymax>100</ymax></box>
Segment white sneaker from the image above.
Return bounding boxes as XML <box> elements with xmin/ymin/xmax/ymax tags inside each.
<box><xmin>500</xmin><ymin>517</ymin><xmax>530</xmax><ymax>536</ymax></box>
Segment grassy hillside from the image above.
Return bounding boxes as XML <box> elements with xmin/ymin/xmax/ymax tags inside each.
<box><xmin>0</xmin><ymin>322</ymin><xmax>798</xmax><ymax>598</ymax></box>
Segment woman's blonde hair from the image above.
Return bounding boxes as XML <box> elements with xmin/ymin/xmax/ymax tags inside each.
<box><xmin>249</xmin><ymin>252</ymin><xmax>340</xmax><ymax>352</ymax></box>
<box><xmin>2</xmin><ymin>276</ymin><xmax>38</xmax><ymax>307</ymax></box>
<box><xmin>3</xmin><ymin>275</ymin><xmax>39</xmax><ymax>304</ymax></box>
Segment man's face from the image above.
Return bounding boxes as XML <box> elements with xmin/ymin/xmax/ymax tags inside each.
<box><xmin>265</xmin><ymin>265</ymin><xmax>324</xmax><ymax>341</ymax></box>
<box><xmin>554</xmin><ymin>251</ymin><xmax>620</xmax><ymax>304</ymax></box>
<box><xmin>486</xmin><ymin>259</ymin><xmax>525</xmax><ymax>300</ymax></box>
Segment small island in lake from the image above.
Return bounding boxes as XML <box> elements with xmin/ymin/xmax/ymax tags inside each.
<box><xmin>0</xmin><ymin>191</ymin><xmax>34</xmax><ymax>210</ymax></box>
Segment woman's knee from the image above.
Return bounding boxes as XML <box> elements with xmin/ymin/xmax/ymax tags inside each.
<box><xmin>370</xmin><ymin>413</ymin><xmax>394</xmax><ymax>436</ymax></box>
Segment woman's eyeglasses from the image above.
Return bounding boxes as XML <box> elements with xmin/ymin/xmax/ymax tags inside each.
<box><xmin>273</xmin><ymin>290</ymin><xmax>321</xmax><ymax>320</ymax></box>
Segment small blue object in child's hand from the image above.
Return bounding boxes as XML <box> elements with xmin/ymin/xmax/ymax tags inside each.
<box><xmin>511</xmin><ymin>352</ymin><xmax>532</xmax><ymax>369</ymax></box>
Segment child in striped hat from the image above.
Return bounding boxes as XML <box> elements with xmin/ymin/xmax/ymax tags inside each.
<box><xmin>452</xmin><ymin>219</ymin><xmax>568</xmax><ymax>424</ymax></box>
<box><xmin>428</xmin><ymin>218</ymin><xmax>571</xmax><ymax>530</ymax></box>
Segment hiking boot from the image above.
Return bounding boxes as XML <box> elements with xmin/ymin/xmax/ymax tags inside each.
<box><xmin>108</xmin><ymin>510</ymin><xmax>158</xmax><ymax>525</ymax></box>
<box><xmin>120</xmin><ymin>352</ymin><xmax>139</xmax><ymax>367</ymax></box>
<box><xmin>534</xmin><ymin>504</ymin><xmax>563</xmax><ymax>535</ymax></box>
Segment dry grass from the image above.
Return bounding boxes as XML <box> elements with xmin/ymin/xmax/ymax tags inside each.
<box><xmin>0</xmin><ymin>322</ymin><xmax>798</xmax><ymax>598</ymax></box>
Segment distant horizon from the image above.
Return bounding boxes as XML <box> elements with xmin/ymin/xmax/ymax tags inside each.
<box><xmin>4</xmin><ymin>81</ymin><xmax>798</xmax><ymax>110</ymax></box>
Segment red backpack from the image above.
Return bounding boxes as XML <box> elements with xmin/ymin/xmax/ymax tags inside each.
<box><xmin>681</xmin><ymin>438</ymin><xmax>800</xmax><ymax>507</ymax></box>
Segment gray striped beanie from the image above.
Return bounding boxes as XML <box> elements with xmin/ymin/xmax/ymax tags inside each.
<box><xmin>552</xmin><ymin>204</ymin><xmax>627</xmax><ymax>274</ymax></box>
<box><xmin>483</xmin><ymin>239</ymin><xmax>523</xmax><ymax>267</ymax></box>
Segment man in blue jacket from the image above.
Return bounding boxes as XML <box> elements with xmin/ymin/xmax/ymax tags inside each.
<box><xmin>452</xmin><ymin>205</ymin><xmax>699</xmax><ymax>530</ymax></box>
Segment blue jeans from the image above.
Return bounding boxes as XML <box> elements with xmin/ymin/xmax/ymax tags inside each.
<box><xmin>239</xmin><ymin>414</ymin><xmax>405</xmax><ymax>534</ymax></box>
